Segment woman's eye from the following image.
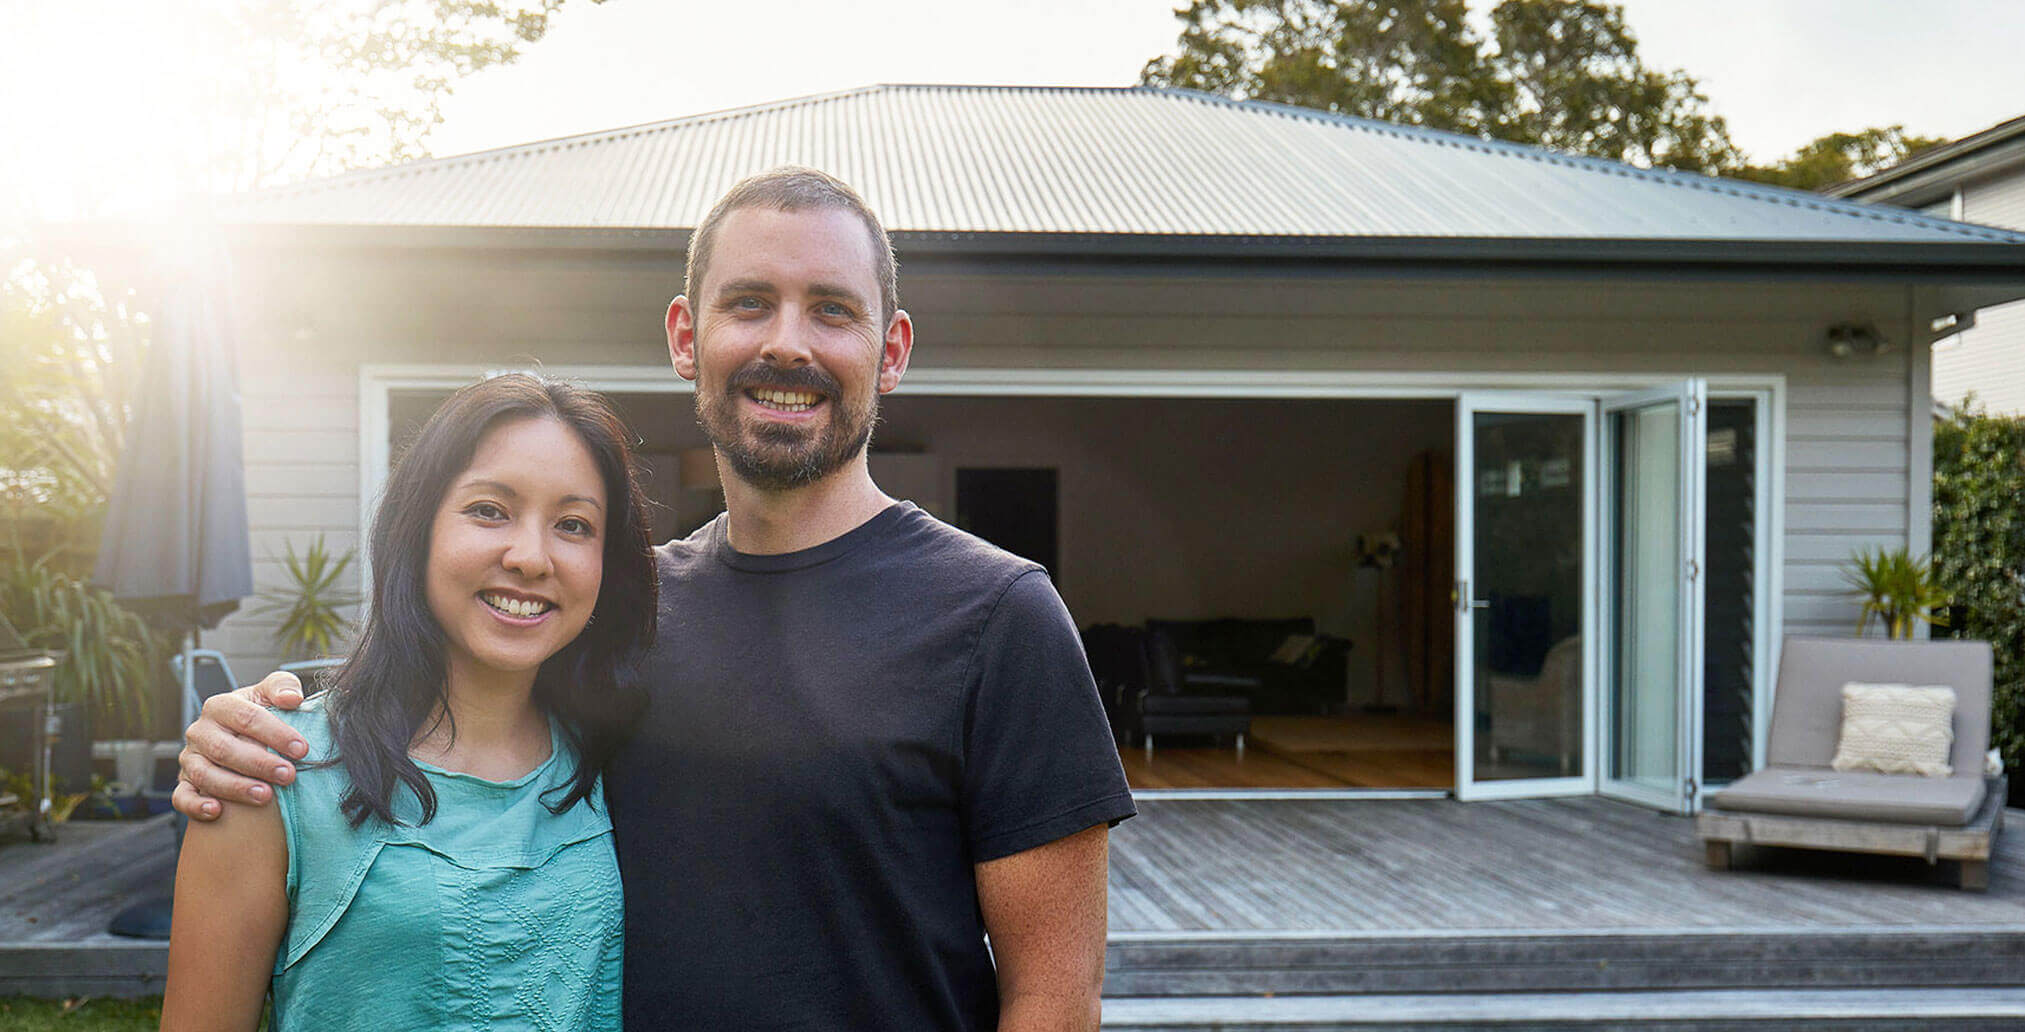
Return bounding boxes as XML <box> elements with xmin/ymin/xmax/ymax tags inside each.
<box><xmin>558</xmin><ymin>516</ymin><xmax>596</xmax><ymax>536</ymax></box>
<box><xmin>465</xmin><ymin>502</ymin><xmax>506</xmax><ymax>520</ymax></box>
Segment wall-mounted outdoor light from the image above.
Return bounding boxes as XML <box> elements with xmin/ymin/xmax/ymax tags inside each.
<box><xmin>1825</xmin><ymin>323</ymin><xmax>1891</xmax><ymax>360</ymax></box>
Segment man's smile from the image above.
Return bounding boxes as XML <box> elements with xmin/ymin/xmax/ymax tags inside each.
<box><xmin>744</xmin><ymin>387</ymin><xmax>826</xmax><ymax>413</ymax></box>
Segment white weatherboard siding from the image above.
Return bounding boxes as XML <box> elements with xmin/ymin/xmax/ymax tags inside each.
<box><xmin>1933</xmin><ymin>170</ymin><xmax>2025</xmax><ymax>415</ymax></box>
<box><xmin>212</xmin><ymin>255</ymin><xmax>1920</xmax><ymax>695</ymax></box>
<box><xmin>206</xmin><ymin>355</ymin><xmax>362</xmax><ymax>688</ymax></box>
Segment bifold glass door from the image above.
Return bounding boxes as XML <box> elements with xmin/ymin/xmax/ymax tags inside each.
<box><xmin>1454</xmin><ymin>383</ymin><xmax>1712</xmax><ymax>810</ymax></box>
<box><xmin>1453</xmin><ymin>394</ymin><xmax>1593</xmax><ymax>801</ymax></box>
<box><xmin>1600</xmin><ymin>381</ymin><xmax>1707</xmax><ymax>814</ymax></box>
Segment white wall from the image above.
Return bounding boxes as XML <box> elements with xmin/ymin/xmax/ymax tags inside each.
<box><xmin>1932</xmin><ymin>167</ymin><xmax>2025</xmax><ymax>415</ymax></box>
<box><xmin>209</xmin><ymin>253</ymin><xmax>1926</xmax><ymax>712</ymax></box>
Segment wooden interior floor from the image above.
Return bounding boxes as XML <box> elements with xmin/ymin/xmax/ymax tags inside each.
<box><xmin>1121</xmin><ymin>714</ymin><xmax>1454</xmax><ymax>790</ymax></box>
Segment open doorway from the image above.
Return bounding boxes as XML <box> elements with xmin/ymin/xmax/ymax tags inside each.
<box><xmin>386</xmin><ymin>387</ymin><xmax>1464</xmax><ymax>791</ymax></box>
<box><xmin>877</xmin><ymin>395</ymin><xmax>1459</xmax><ymax>792</ymax></box>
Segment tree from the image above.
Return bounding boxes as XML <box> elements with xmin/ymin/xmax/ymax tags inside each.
<box><xmin>2</xmin><ymin>2</ymin><xmax>609</xmax><ymax>732</ymax></box>
<box><xmin>1140</xmin><ymin>0</ymin><xmax>1502</xmax><ymax>135</ymax></box>
<box><xmin>1142</xmin><ymin>0</ymin><xmax>1741</xmax><ymax>173</ymax></box>
<box><xmin>1735</xmin><ymin>126</ymin><xmax>1949</xmax><ymax>192</ymax></box>
<box><xmin>4</xmin><ymin>0</ymin><xmax>611</xmax><ymax>554</ymax></box>
<box><xmin>1486</xmin><ymin>1</ymin><xmax>1739</xmax><ymax>173</ymax></box>
<box><xmin>0</xmin><ymin>258</ymin><xmax>149</xmax><ymax>572</ymax></box>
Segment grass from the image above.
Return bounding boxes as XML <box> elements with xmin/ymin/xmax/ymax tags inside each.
<box><xmin>0</xmin><ymin>997</ymin><xmax>163</xmax><ymax>1030</ymax></box>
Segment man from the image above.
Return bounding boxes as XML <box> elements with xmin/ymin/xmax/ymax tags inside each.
<box><xmin>174</xmin><ymin>166</ymin><xmax>1136</xmax><ymax>1029</ymax></box>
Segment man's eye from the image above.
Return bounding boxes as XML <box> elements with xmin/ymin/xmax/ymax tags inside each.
<box><xmin>733</xmin><ymin>296</ymin><xmax>765</xmax><ymax>310</ymax></box>
<box><xmin>819</xmin><ymin>302</ymin><xmax>851</xmax><ymax>318</ymax></box>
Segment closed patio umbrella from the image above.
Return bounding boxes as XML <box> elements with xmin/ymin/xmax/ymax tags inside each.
<box><xmin>92</xmin><ymin>246</ymin><xmax>253</xmax><ymax>939</ymax></box>
<box><xmin>93</xmin><ymin>251</ymin><xmax>253</xmax><ymax>640</ymax></box>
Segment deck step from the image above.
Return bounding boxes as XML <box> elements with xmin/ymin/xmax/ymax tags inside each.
<box><xmin>0</xmin><ymin>942</ymin><xmax>166</xmax><ymax>998</ymax></box>
<box><xmin>1101</xmin><ymin>987</ymin><xmax>2025</xmax><ymax>1030</ymax></box>
<box><xmin>1105</xmin><ymin>927</ymin><xmax>2025</xmax><ymax>996</ymax></box>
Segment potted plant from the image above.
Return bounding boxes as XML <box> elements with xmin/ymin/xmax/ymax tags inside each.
<box><xmin>1842</xmin><ymin>545</ymin><xmax>1951</xmax><ymax>640</ymax></box>
<box><xmin>253</xmin><ymin>535</ymin><xmax>360</xmax><ymax>662</ymax></box>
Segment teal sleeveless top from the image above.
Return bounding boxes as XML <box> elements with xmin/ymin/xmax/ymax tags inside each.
<box><xmin>270</xmin><ymin>696</ymin><xmax>623</xmax><ymax>1030</ymax></box>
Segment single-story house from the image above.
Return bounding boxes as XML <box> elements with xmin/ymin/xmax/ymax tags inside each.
<box><xmin>181</xmin><ymin>84</ymin><xmax>2025</xmax><ymax>813</ymax></box>
<box><xmin>1831</xmin><ymin>113</ymin><xmax>2025</xmax><ymax>414</ymax></box>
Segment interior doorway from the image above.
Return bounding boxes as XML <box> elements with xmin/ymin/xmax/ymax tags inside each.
<box><xmin>956</xmin><ymin>468</ymin><xmax>1059</xmax><ymax>577</ymax></box>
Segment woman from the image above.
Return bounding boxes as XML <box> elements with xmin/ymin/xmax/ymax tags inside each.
<box><xmin>162</xmin><ymin>374</ymin><xmax>656</xmax><ymax>1030</ymax></box>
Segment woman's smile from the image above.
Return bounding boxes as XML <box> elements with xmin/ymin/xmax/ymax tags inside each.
<box><xmin>426</xmin><ymin>415</ymin><xmax>606</xmax><ymax>684</ymax></box>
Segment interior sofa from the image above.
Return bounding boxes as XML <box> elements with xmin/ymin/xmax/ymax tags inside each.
<box><xmin>1143</xmin><ymin>618</ymin><xmax>1351</xmax><ymax>716</ymax></box>
<box><xmin>1082</xmin><ymin>618</ymin><xmax>1351</xmax><ymax>752</ymax></box>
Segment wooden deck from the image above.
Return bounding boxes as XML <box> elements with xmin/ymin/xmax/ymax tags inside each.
<box><xmin>1105</xmin><ymin>795</ymin><xmax>2025</xmax><ymax>1025</ymax></box>
<box><xmin>1109</xmin><ymin>795</ymin><xmax>2025</xmax><ymax>933</ymax></box>
<box><xmin>0</xmin><ymin>814</ymin><xmax>175</xmax><ymax>997</ymax></box>
<box><xmin>9</xmin><ymin>796</ymin><xmax>2025</xmax><ymax>1025</ymax></box>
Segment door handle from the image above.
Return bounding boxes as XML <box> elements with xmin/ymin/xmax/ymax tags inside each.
<box><xmin>1453</xmin><ymin>579</ymin><xmax>1491</xmax><ymax>613</ymax></box>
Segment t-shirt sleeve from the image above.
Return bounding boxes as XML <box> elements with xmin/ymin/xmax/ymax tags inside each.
<box><xmin>961</xmin><ymin>569</ymin><xmax>1136</xmax><ymax>862</ymax></box>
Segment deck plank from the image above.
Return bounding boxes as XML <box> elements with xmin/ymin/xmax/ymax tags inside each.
<box><xmin>1108</xmin><ymin>797</ymin><xmax>2025</xmax><ymax>933</ymax></box>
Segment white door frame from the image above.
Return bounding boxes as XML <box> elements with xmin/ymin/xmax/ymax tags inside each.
<box><xmin>1452</xmin><ymin>392</ymin><xmax>1598</xmax><ymax>801</ymax></box>
<box><xmin>357</xmin><ymin>364</ymin><xmax>1785</xmax><ymax>801</ymax></box>
<box><xmin>1597</xmin><ymin>380</ymin><xmax>1708</xmax><ymax>815</ymax></box>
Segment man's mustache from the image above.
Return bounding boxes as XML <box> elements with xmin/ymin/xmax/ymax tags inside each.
<box><xmin>722</xmin><ymin>361</ymin><xmax>842</xmax><ymax>398</ymax></box>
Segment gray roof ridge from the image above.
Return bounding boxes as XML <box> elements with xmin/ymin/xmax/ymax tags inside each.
<box><xmin>1144</xmin><ymin>87</ymin><xmax>2025</xmax><ymax>244</ymax></box>
<box><xmin>232</xmin><ymin>84</ymin><xmax>889</xmax><ymax>201</ymax></box>
<box><xmin>1827</xmin><ymin>113</ymin><xmax>2025</xmax><ymax>198</ymax></box>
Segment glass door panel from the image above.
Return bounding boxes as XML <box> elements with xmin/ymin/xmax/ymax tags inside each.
<box><xmin>1601</xmin><ymin>382</ymin><xmax>1706</xmax><ymax>813</ymax></box>
<box><xmin>1454</xmin><ymin>394</ymin><xmax>1592</xmax><ymax>800</ymax></box>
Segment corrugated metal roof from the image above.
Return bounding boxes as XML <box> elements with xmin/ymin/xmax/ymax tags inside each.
<box><xmin>219</xmin><ymin>85</ymin><xmax>2025</xmax><ymax>244</ymax></box>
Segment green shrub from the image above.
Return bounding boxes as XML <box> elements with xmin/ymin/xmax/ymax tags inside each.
<box><xmin>1932</xmin><ymin>402</ymin><xmax>2025</xmax><ymax>774</ymax></box>
<box><xmin>0</xmin><ymin>559</ymin><xmax>164</xmax><ymax>728</ymax></box>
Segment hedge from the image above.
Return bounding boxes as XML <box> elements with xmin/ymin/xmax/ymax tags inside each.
<box><xmin>1931</xmin><ymin>403</ymin><xmax>2025</xmax><ymax>777</ymax></box>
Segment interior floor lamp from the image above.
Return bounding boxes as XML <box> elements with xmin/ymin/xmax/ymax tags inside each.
<box><xmin>1357</xmin><ymin>531</ymin><xmax>1404</xmax><ymax>713</ymax></box>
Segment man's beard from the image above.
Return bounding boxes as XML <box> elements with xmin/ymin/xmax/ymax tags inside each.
<box><xmin>694</xmin><ymin>358</ymin><xmax>877</xmax><ymax>491</ymax></box>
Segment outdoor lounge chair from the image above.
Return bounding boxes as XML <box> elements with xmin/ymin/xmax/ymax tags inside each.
<box><xmin>1697</xmin><ymin>636</ymin><xmax>2005</xmax><ymax>890</ymax></box>
<box><xmin>171</xmin><ymin>649</ymin><xmax>241</xmax><ymax>722</ymax></box>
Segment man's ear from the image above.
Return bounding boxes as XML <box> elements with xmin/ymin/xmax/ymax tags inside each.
<box><xmin>877</xmin><ymin>309</ymin><xmax>914</xmax><ymax>394</ymax></box>
<box><xmin>666</xmin><ymin>296</ymin><xmax>698</xmax><ymax>381</ymax></box>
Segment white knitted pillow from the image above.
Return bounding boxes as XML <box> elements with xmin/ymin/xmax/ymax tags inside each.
<box><xmin>1830</xmin><ymin>683</ymin><xmax>1956</xmax><ymax>777</ymax></box>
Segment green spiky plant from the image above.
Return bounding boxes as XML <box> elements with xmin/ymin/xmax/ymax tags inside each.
<box><xmin>1842</xmin><ymin>546</ymin><xmax>1950</xmax><ymax>641</ymax></box>
<box><xmin>0</xmin><ymin>560</ymin><xmax>162</xmax><ymax>728</ymax></box>
<box><xmin>253</xmin><ymin>535</ymin><xmax>360</xmax><ymax>661</ymax></box>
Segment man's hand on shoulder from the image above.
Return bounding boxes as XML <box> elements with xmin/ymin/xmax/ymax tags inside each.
<box><xmin>173</xmin><ymin>671</ymin><xmax>312</xmax><ymax>821</ymax></box>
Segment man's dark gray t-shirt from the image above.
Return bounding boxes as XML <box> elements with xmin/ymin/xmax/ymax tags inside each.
<box><xmin>606</xmin><ymin>502</ymin><xmax>1136</xmax><ymax>1029</ymax></box>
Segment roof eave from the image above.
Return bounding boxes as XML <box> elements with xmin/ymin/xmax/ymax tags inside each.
<box><xmin>1829</xmin><ymin>118</ymin><xmax>2025</xmax><ymax>204</ymax></box>
<box><xmin>201</xmin><ymin>223</ymin><xmax>2025</xmax><ymax>279</ymax></box>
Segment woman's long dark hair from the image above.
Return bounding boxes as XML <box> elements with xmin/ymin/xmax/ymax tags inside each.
<box><xmin>326</xmin><ymin>373</ymin><xmax>657</xmax><ymax>827</ymax></box>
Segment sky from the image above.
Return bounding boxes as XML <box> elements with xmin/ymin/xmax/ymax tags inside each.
<box><xmin>6</xmin><ymin>1</ymin><xmax>2025</xmax><ymax>220</ymax></box>
<box><xmin>427</xmin><ymin>0</ymin><xmax>2025</xmax><ymax>162</ymax></box>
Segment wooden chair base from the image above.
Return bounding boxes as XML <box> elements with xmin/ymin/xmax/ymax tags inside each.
<box><xmin>1697</xmin><ymin>776</ymin><xmax>2005</xmax><ymax>892</ymax></box>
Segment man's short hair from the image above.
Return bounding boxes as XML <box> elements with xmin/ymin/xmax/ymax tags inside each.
<box><xmin>685</xmin><ymin>166</ymin><xmax>899</xmax><ymax>328</ymax></box>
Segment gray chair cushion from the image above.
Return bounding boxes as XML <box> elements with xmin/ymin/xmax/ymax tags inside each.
<box><xmin>1710</xmin><ymin>765</ymin><xmax>1987</xmax><ymax>825</ymax></box>
<box><xmin>1767</xmin><ymin>637</ymin><xmax>1991</xmax><ymax>772</ymax></box>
